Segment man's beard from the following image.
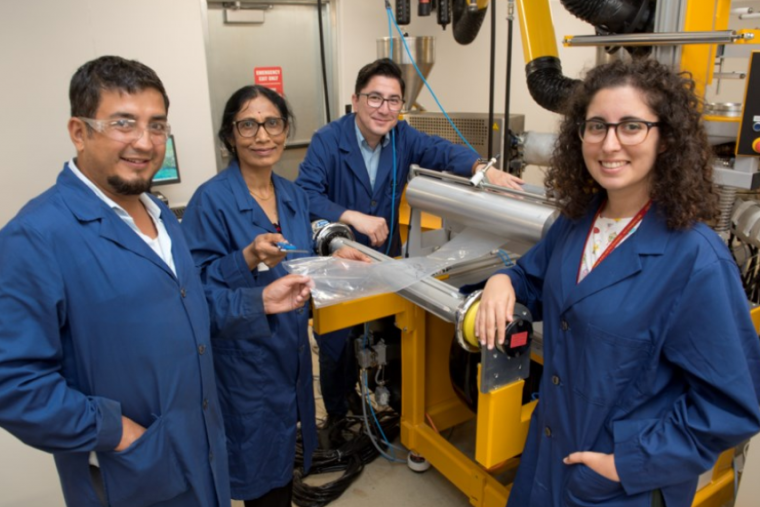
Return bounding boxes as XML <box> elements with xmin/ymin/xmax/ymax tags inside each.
<box><xmin>107</xmin><ymin>175</ymin><xmax>152</xmax><ymax>195</ymax></box>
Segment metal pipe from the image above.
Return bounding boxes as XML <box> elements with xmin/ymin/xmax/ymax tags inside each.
<box><xmin>564</xmin><ymin>30</ymin><xmax>749</xmax><ymax>47</ymax></box>
<box><xmin>405</xmin><ymin>175</ymin><xmax>559</xmax><ymax>245</ymax></box>
<box><xmin>328</xmin><ymin>237</ymin><xmax>465</xmax><ymax>323</ymax></box>
<box><xmin>408</xmin><ymin>166</ymin><xmax>551</xmax><ymax>204</ymax></box>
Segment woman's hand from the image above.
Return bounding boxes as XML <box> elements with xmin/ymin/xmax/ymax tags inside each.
<box><xmin>243</xmin><ymin>233</ymin><xmax>287</xmax><ymax>270</ymax></box>
<box><xmin>262</xmin><ymin>274</ymin><xmax>314</xmax><ymax>314</ymax></box>
<box><xmin>564</xmin><ymin>452</ymin><xmax>620</xmax><ymax>482</ymax></box>
<box><xmin>475</xmin><ymin>274</ymin><xmax>516</xmax><ymax>350</ymax></box>
<box><xmin>332</xmin><ymin>246</ymin><xmax>372</xmax><ymax>263</ymax></box>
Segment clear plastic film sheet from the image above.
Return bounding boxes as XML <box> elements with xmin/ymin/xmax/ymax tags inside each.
<box><xmin>283</xmin><ymin>227</ymin><xmax>504</xmax><ymax>308</ymax></box>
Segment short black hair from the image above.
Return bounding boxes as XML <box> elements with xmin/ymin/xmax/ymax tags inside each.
<box><xmin>218</xmin><ymin>85</ymin><xmax>295</xmax><ymax>160</ymax></box>
<box><xmin>354</xmin><ymin>58</ymin><xmax>406</xmax><ymax>97</ymax></box>
<box><xmin>69</xmin><ymin>56</ymin><xmax>169</xmax><ymax>118</ymax></box>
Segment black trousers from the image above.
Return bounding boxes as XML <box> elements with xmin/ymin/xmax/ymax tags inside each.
<box><xmin>243</xmin><ymin>480</ymin><xmax>293</xmax><ymax>507</ymax></box>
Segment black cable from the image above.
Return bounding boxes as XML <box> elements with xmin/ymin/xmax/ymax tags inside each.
<box><xmin>292</xmin><ymin>413</ymin><xmax>401</xmax><ymax>507</ymax></box>
<box><xmin>317</xmin><ymin>0</ymin><xmax>331</xmax><ymax>123</ymax></box>
<box><xmin>487</xmin><ymin>0</ymin><xmax>496</xmax><ymax>160</ymax></box>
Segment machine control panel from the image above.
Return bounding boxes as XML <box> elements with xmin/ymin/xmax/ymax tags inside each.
<box><xmin>737</xmin><ymin>52</ymin><xmax>760</xmax><ymax>156</ymax></box>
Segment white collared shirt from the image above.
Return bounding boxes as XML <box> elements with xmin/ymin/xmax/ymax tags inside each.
<box><xmin>68</xmin><ymin>159</ymin><xmax>176</xmax><ymax>276</ymax></box>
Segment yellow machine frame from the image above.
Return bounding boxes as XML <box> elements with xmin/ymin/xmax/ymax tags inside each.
<box><xmin>314</xmin><ymin>292</ymin><xmax>760</xmax><ymax>507</ymax></box>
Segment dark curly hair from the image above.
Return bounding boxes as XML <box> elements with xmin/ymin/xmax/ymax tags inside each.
<box><xmin>547</xmin><ymin>58</ymin><xmax>718</xmax><ymax>230</ymax></box>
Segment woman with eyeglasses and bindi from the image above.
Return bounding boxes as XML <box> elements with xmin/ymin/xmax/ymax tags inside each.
<box><xmin>181</xmin><ymin>85</ymin><xmax>368</xmax><ymax>507</ymax></box>
<box><xmin>476</xmin><ymin>59</ymin><xmax>760</xmax><ymax>507</ymax></box>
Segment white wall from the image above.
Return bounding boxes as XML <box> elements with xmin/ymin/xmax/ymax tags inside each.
<box><xmin>0</xmin><ymin>0</ymin><xmax>216</xmax><ymax>504</ymax></box>
<box><xmin>0</xmin><ymin>0</ymin><xmax>216</xmax><ymax>228</ymax></box>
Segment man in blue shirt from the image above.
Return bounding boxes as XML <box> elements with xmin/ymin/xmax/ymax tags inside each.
<box><xmin>296</xmin><ymin>58</ymin><xmax>523</xmax><ymax>431</ymax></box>
<box><xmin>0</xmin><ymin>55</ymin><xmax>311</xmax><ymax>507</ymax></box>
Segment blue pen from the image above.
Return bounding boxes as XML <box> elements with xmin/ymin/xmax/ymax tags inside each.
<box><xmin>276</xmin><ymin>241</ymin><xmax>310</xmax><ymax>254</ymax></box>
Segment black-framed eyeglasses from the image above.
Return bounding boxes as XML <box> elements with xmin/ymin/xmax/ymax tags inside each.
<box><xmin>578</xmin><ymin>119</ymin><xmax>660</xmax><ymax>146</ymax></box>
<box><xmin>358</xmin><ymin>93</ymin><xmax>404</xmax><ymax>112</ymax></box>
<box><xmin>232</xmin><ymin>117</ymin><xmax>287</xmax><ymax>138</ymax></box>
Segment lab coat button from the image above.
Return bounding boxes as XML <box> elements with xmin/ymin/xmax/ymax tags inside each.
<box><xmin>552</xmin><ymin>375</ymin><xmax>560</xmax><ymax>385</ymax></box>
<box><xmin>299</xmin><ymin>345</ymin><xmax>305</xmax><ymax>353</ymax></box>
<box><xmin>560</xmin><ymin>320</ymin><xmax>569</xmax><ymax>331</ymax></box>
<box><xmin>203</xmin><ymin>398</ymin><xmax>209</xmax><ymax>410</ymax></box>
<box><xmin>180</xmin><ymin>288</ymin><xmax>187</xmax><ymax>298</ymax></box>
<box><xmin>209</xmin><ymin>452</ymin><xmax>214</xmax><ymax>462</ymax></box>
<box><xmin>544</xmin><ymin>426</ymin><xmax>552</xmax><ymax>437</ymax></box>
<box><xmin>371</xmin><ymin>200</ymin><xmax>377</xmax><ymax>207</ymax></box>
<box><xmin>198</xmin><ymin>344</ymin><xmax>206</xmax><ymax>355</ymax></box>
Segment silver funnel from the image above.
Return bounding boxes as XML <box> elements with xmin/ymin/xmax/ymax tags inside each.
<box><xmin>377</xmin><ymin>36</ymin><xmax>435</xmax><ymax>110</ymax></box>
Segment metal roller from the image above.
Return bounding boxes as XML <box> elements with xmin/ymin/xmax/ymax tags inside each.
<box><xmin>405</xmin><ymin>173</ymin><xmax>559</xmax><ymax>245</ymax></box>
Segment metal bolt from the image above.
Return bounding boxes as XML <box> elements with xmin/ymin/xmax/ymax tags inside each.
<box><xmin>494</xmin><ymin>373</ymin><xmax>499</xmax><ymax>378</ymax></box>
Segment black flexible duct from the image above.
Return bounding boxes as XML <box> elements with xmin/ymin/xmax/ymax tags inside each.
<box><xmin>560</xmin><ymin>0</ymin><xmax>654</xmax><ymax>35</ymax></box>
<box><xmin>452</xmin><ymin>0</ymin><xmax>488</xmax><ymax>45</ymax></box>
<box><xmin>525</xmin><ymin>57</ymin><xmax>581</xmax><ymax>114</ymax></box>
<box><xmin>525</xmin><ymin>0</ymin><xmax>655</xmax><ymax>114</ymax></box>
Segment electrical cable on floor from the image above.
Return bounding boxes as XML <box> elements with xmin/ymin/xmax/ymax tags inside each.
<box><xmin>293</xmin><ymin>410</ymin><xmax>401</xmax><ymax>507</ymax></box>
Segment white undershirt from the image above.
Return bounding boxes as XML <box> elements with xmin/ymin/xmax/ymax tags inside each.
<box><xmin>68</xmin><ymin>159</ymin><xmax>176</xmax><ymax>276</ymax></box>
<box><xmin>578</xmin><ymin>215</ymin><xmax>640</xmax><ymax>283</ymax></box>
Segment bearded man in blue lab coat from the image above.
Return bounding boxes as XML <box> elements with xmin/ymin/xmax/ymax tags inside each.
<box><xmin>295</xmin><ymin>58</ymin><xmax>526</xmax><ymax>430</ymax></box>
<box><xmin>0</xmin><ymin>56</ymin><xmax>312</xmax><ymax>507</ymax></box>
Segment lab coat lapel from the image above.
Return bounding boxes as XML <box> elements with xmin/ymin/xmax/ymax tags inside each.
<box><xmin>273</xmin><ymin>173</ymin><xmax>298</xmax><ymax>241</ymax></box>
<box><xmin>57</xmin><ymin>167</ymin><xmax>178</xmax><ymax>280</ymax></box>
<box><xmin>339</xmin><ymin>117</ymin><xmax>373</xmax><ymax>195</ymax></box>
<box><xmin>230</xmin><ymin>163</ymin><xmax>278</xmax><ymax>233</ymax></box>
<box><xmin>561</xmin><ymin>208</ymin><xmax>667</xmax><ymax>312</ymax></box>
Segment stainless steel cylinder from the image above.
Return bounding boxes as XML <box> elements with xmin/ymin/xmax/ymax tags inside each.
<box><xmin>405</xmin><ymin>176</ymin><xmax>559</xmax><ymax>245</ymax></box>
<box><xmin>328</xmin><ymin>237</ymin><xmax>465</xmax><ymax>323</ymax></box>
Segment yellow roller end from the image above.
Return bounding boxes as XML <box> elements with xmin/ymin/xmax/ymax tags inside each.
<box><xmin>462</xmin><ymin>300</ymin><xmax>481</xmax><ymax>349</ymax></box>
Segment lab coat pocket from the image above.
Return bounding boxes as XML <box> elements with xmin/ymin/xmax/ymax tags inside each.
<box><xmin>564</xmin><ymin>464</ymin><xmax>624</xmax><ymax>506</ymax></box>
<box><xmin>98</xmin><ymin>416</ymin><xmax>188</xmax><ymax>507</ymax></box>
<box><xmin>573</xmin><ymin>324</ymin><xmax>651</xmax><ymax>406</ymax></box>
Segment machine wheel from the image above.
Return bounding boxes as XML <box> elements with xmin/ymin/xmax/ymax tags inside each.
<box><xmin>407</xmin><ymin>452</ymin><xmax>431</xmax><ymax>473</ymax></box>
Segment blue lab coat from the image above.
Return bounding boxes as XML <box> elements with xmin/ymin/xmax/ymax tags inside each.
<box><xmin>295</xmin><ymin>113</ymin><xmax>480</xmax><ymax>359</ymax></box>
<box><xmin>181</xmin><ymin>162</ymin><xmax>317</xmax><ymax>501</ymax></box>
<box><xmin>0</xmin><ymin>165</ymin><xmax>230</xmax><ymax>507</ymax></box>
<box><xmin>501</xmin><ymin>201</ymin><xmax>760</xmax><ymax>507</ymax></box>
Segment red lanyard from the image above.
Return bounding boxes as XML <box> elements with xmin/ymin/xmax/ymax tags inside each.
<box><xmin>577</xmin><ymin>199</ymin><xmax>652</xmax><ymax>282</ymax></box>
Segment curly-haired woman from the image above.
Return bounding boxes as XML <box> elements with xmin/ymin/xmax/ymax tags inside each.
<box><xmin>476</xmin><ymin>58</ymin><xmax>760</xmax><ymax>507</ymax></box>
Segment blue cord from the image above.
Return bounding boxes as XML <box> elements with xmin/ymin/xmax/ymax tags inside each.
<box><xmin>496</xmin><ymin>249</ymin><xmax>514</xmax><ymax>267</ymax></box>
<box><xmin>383</xmin><ymin>5</ymin><xmax>397</xmax><ymax>257</ymax></box>
<box><xmin>385</xmin><ymin>6</ymin><xmax>479</xmax><ymax>154</ymax></box>
<box><xmin>363</xmin><ymin>372</ymin><xmax>398</xmax><ymax>455</ymax></box>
